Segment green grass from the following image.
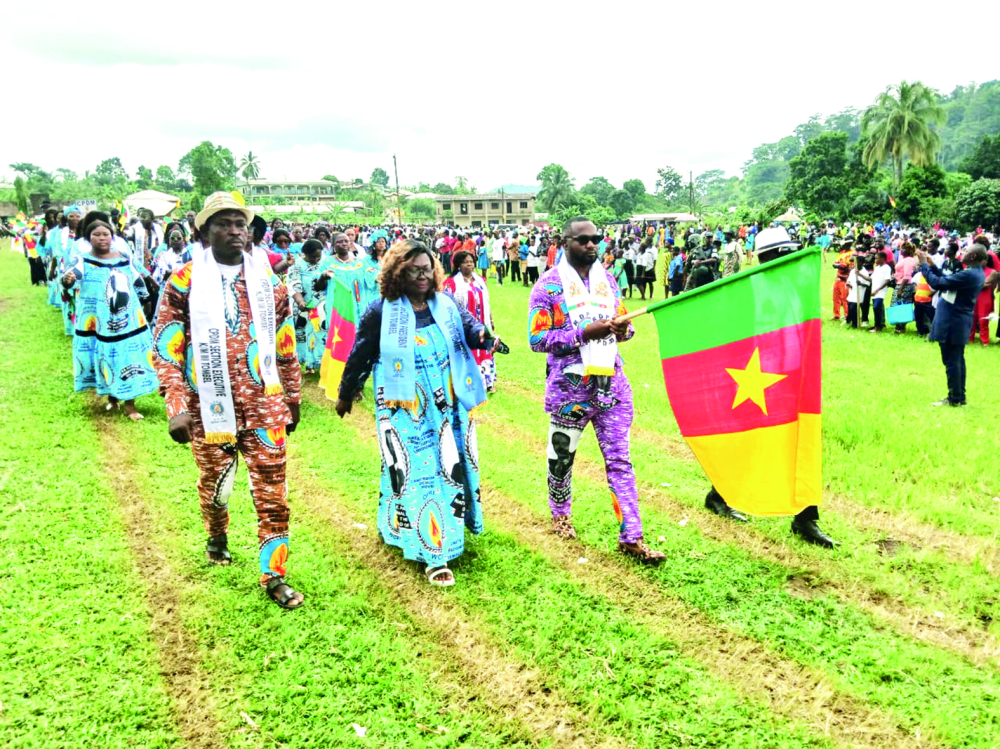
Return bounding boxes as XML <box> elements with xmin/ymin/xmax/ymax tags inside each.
<box><xmin>3</xmin><ymin>248</ymin><xmax>1000</xmax><ymax>748</ymax></box>
<box><xmin>0</xmin><ymin>275</ymin><xmax>179</xmax><ymax>747</ymax></box>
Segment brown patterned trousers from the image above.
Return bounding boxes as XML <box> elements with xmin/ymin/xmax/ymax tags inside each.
<box><xmin>191</xmin><ymin>426</ymin><xmax>290</xmax><ymax>583</ymax></box>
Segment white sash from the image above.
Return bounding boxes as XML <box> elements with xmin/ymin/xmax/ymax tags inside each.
<box><xmin>190</xmin><ymin>246</ymin><xmax>281</xmax><ymax>444</ymax></box>
<box><xmin>556</xmin><ymin>257</ymin><xmax>618</xmax><ymax>377</ymax></box>
<box><xmin>451</xmin><ymin>271</ymin><xmax>491</xmax><ymax>329</ymax></box>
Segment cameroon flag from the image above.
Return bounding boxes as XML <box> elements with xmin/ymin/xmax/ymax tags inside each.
<box><xmin>648</xmin><ymin>247</ymin><xmax>821</xmax><ymax>516</ymax></box>
<box><xmin>318</xmin><ymin>277</ymin><xmax>357</xmax><ymax>401</ymax></box>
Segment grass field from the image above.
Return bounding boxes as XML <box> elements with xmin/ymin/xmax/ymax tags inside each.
<box><xmin>1</xmin><ymin>246</ymin><xmax>998</xmax><ymax>749</ymax></box>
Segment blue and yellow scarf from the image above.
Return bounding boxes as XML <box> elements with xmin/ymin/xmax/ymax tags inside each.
<box><xmin>380</xmin><ymin>293</ymin><xmax>486</xmax><ymax>415</ymax></box>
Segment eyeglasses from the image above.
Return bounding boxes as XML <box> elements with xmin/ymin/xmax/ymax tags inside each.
<box><xmin>570</xmin><ymin>234</ymin><xmax>603</xmax><ymax>245</ymax></box>
<box><xmin>404</xmin><ymin>266</ymin><xmax>434</xmax><ymax>279</ymax></box>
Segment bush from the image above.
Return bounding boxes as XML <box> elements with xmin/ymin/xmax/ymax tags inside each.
<box><xmin>954</xmin><ymin>179</ymin><xmax>1000</xmax><ymax>231</ymax></box>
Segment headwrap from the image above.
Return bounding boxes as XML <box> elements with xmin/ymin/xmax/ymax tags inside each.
<box><xmin>65</xmin><ymin>204</ymin><xmax>82</xmax><ymax>216</ymax></box>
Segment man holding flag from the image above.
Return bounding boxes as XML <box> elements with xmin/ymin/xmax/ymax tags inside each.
<box><xmin>528</xmin><ymin>216</ymin><xmax>665</xmax><ymax>564</ymax></box>
<box><xmin>646</xmin><ymin>227</ymin><xmax>838</xmax><ymax>548</ymax></box>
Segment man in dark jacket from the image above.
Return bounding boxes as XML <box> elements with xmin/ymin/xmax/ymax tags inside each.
<box><xmin>917</xmin><ymin>244</ymin><xmax>987</xmax><ymax>406</ymax></box>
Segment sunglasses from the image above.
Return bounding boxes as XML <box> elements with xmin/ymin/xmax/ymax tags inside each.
<box><xmin>570</xmin><ymin>234</ymin><xmax>603</xmax><ymax>245</ymax></box>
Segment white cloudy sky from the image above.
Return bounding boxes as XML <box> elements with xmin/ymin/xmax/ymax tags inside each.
<box><xmin>2</xmin><ymin>0</ymin><xmax>992</xmax><ymax>192</ymax></box>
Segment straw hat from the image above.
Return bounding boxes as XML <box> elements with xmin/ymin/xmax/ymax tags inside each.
<box><xmin>195</xmin><ymin>191</ymin><xmax>254</xmax><ymax>230</ymax></box>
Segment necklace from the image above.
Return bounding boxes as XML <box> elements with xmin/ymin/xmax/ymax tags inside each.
<box><xmin>411</xmin><ymin>298</ymin><xmax>428</xmax><ymax>311</ymax></box>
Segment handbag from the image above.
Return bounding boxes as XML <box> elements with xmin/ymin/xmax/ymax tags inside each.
<box><xmin>886</xmin><ymin>303</ymin><xmax>915</xmax><ymax>325</ymax></box>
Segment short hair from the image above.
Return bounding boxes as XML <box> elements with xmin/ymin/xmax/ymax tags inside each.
<box><xmin>301</xmin><ymin>239</ymin><xmax>324</xmax><ymax>255</ymax></box>
<box><xmin>164</xmin><ymin>222</ymin><xmax>185</xmax><ymax>240</ymax></box>
<box><xmin>975</xmin><ymin>234</ymin><xmax>991</xmax><ymax>249</ymax></box>
<box><xmin>876</xmin><ymin>250</ymin><xmax>888</xmax><ymax>261</ymax></box>
<box><xmin>272</xmin><ymin>228</ymin><xmax>291</xmax><ymax>243</ymax></box>
<box><xmin>563</xmin><ymin>215</ymin><xmax>591</xmax><ymax>236</ymax></box>
<box><xmin>964</xmin><ymin>245</ymin><xmax>988</xmax><ymax>265</ymax></box>
<box><xmin>452</xmin><ymin>250</ymin><xmax>475</xmax><ymax>269</ymax></box>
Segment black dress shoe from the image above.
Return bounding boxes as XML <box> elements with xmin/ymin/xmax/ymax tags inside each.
<box><xmin>790</xmin><ymin>518</ymin><xmax>840</xmax><ymax>548</ymax></box>
<box><xmin>704</xmin><ymin>490</ymin><xmax>749</xmax><ymax>522</ymax></box>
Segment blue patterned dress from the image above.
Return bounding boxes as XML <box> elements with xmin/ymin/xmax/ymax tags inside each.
<box><xmin>340</xmin><ymin>302</ymin><xmax>488</xmax><ymax>567</ymax></box>
<box><xmin>287</xmin><ymin>254</ymin><xmax>334</xmax><ymax>370</ymax></box>
<box><xmin>67</xmin><ymin>253</ymin><xmax>159</xmax><ymax>400</ymax></box>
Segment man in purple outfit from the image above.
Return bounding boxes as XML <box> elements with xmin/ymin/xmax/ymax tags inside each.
<box><xmin>528</xmin><ymin>216</ymin><xmax>665</xmax><ymax>564</ymax></box>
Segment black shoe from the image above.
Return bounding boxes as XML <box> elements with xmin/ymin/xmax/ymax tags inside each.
<box><xmin>790</xmin><ymin>518</ymin><xmax>839</xmax><ymax>548</ymax></box>
<box><xmin>931</xmin><ymin>398</ymin><xmax>966</xmax><ymax>407</ymax></box>
<box><xmin>704</xmin><ymin>491</ymin><xmax>749</xmax><ymax>522</ymax></box>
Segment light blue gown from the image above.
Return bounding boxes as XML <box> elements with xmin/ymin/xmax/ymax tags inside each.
<box><xmin>68</xmin><ymin>252</ymin><xmax>159</xmax><ymax>400</ymax></box>
<box><xmin>373</xmin><ymin>312</ymin><xmax>483</xmax><ymax>566</ymax></box>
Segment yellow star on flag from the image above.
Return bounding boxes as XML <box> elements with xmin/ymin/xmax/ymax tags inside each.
<box><xmin>725</xmin><ymin>347</ymin><xmax>787</xmax><ymax>416</ymax></box>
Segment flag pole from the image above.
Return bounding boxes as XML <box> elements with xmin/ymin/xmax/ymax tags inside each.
<box><xmin>614</xmin><ymin>306</ymin><xmax>649</xmax><ymax>324</ymax></box>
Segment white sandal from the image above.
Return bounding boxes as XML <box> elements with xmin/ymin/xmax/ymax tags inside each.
<box><xmin>425</xmin><ymin>565</ymin><xmax>454</xmax><ymax>587</ymax></box>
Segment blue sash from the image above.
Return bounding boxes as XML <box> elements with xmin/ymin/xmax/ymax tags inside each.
<box><xmin>380</xmin><ymin>294</ymin><xmax>487</xmax><ymax>414</ymax></box>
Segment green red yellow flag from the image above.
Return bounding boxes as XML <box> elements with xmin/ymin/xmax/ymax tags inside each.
<box><xmin>318</xmin><ymin>277</ymin><xmax>357</xmax><ymax>401</ymax></box>
<box><xmin>647</xmin><ymin>247</ymin><xmax>821</xmax><ymax>517</ymax></box>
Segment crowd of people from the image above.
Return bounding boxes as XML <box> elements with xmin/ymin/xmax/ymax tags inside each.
<box><xmin>8</xmin><ymin>197</ymin><xmax>995</xmax><ymax>605</ymax></box>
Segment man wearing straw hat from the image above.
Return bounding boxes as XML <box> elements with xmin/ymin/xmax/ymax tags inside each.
<box><xmin>153</xmin><ymin>191</ymin><xmax>305</xmax><ymax>609</ymax></box>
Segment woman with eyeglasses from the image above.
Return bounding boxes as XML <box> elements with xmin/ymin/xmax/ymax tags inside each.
<box><xmin>336</xmin><ymin>240</ymin><xmax>498</xmax><ymax>587</ymax></box>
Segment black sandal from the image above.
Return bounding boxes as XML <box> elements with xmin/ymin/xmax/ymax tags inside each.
<box><xmin>266</xmin><ymin>576</ymin><xmax>305</xmax><ymax>609</ymax></box>
<box><xmin>205</xmin><ymin>534</ymin><xmax>232</xmax><ymax>566</ymax></box>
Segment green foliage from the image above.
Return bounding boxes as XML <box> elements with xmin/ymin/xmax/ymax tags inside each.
<box><xmin>94</xmin><ymin>157</ymin><xmax>128</xmax><ymax>187</ymax></box>
<box><xmin>239</xmin><ymin>151</ymin><xmax>261</xmax><ymax>183</ymax></box>
<box><xmin>370</xmin><ymin>167</ymin><xmax>390</xmax><ymax>187</ymax></box>
<box><xmin>694</xmin><ymin>169</ymin><xmax>726</xmax><ymax>198</ymax></box>
<box><xmin>551</xmin><ymin>192</ymin><xmax>614</xmax><ymax>229</ymax></box>
<box><xmin>580</xmin><ymin>176</ymin><xmax>615</xmax><ymax>205</ymax></box>
<box><xmin>861</xmin><ymin>80</ymin><xmax>946</xmax><ymax>190</ymax></box>
<box><xmin>960</xmin><ymin>133</ymin><xmax>1000</xmax><ymax>180</ymax></box>
<box><xmin>431</xmin><ymin>182</ymin><xmax>454</xmax><ymax>195</ymax></box>
<box><xmin>785</xmin><ymin>132</ymin><xmax>850</xmax><ymax>217</ymax></box>
<box><xmin>405</xmin><ymin>197</ymin><xmax>436</xmax><ymax>220</ymax></box>
<box><xmin>134</xmin><ymin>165</ymin><xmax>153</xmax><ymax>190</ymax></box>
<box><xmin>954</xmin><ymin>178</ymin><xmax>1000</xmax><ymax>230</ymax></box>
<box><xmin>8</xmin><ymin>162</ymin><xmax>48</xmax><ymax>180</ymax></box>
<box><xmin>536</xmin><ymin>163</ymin><xmax>575</xmax><ymax>212</ymax></box>
<box><xmin>744</xmin><ymin>161</ymin><xmax>789</xmax><ymax>205</ymax></box>
<box><xmin>322</xmin><ymin>174</ymin><xmax>339</xmax><ymax>184</ymax></box>
<box><xmin>178</xmin><ymin>141</ymin><xmax>237</xmax><ymax>199</ymax></box>
<box><xmin>12</xmin><ymin>176</ymin><xmax>29</xmax><ymax>212</ymax></box>
<box><xmin>154</xmin><ymin>165</ymin><xmax>176</xmax><ymax>191</ymax></box>
<box><xmin>937</xmin><ymin>81</ymin><xmax>1000</xmax><ymax>168</ymax></box>
<box><xmin>608</xmin><ymin>189</ymin><xmax>636</xmax><ymax>218</ymax></box>
<box><xmin>622</xmin><ymin>178</ymin><xmax>646</xmax><ymax>201</ymax></box>
<box><xmin>894</xmin><ymin>163</ymin><xmax>947</xmax><ymax>224</ymax></box>
<box><xmin>655</xmin><ymin>166</ymin><xmax>683</xmax><ymax>201</ymax></box>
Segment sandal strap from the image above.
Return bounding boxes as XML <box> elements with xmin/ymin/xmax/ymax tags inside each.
<box><xmin>266</xmin><ymin>576</ymin><xmax>300</xmax><ymax>605</ymax></box>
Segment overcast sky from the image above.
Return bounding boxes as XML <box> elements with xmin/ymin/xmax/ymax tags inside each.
<box><xmin>3</xmin><ymin>0</ymin><xmax>992</xmax><ymax>193</ymax></box>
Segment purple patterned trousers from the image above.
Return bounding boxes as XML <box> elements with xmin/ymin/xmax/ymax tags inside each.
<box><xmin>547</xmin><ymin>395</ymin><xmax>644</xmax><ymax>543</ymax></box>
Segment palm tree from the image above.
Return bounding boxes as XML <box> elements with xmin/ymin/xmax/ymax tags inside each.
<box><xmin>239</xmin><ymin>151</ymin><xmax>261</xmax><ymax>185</ymax></box>
<box><xmin>536</xmin><ymin>164</ymin><xmax>575</xmax><ymax>212</ymax></box>
<box><xmin>861</xmin><ymin>81</ymin><xmax>945</xmax><ymax>192</ymax></box>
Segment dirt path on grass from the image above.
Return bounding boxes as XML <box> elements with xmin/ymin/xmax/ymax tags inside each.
<box><xmin>476</xmin><ymin>407</ymin><xmax>1000</xmax><ymax>669</ymax></box>
<box><xmin>501</xmin><ymin>380</ymin><xmax>1000</xmax><ymax>578</ymax></box>
<box><xmin>287</xmin><ymin>454</ymin><xmax>629</xmax><ymax>749</ymax></box>
<box><xmin>96</xmin><ymin>422</ymin><xmax>228</xmax><ymax>749</ymax></box>
<box><xmin>308</xmin><ymin>389</ymin><xmax>941</xmax><ymax>749</ymax></box>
